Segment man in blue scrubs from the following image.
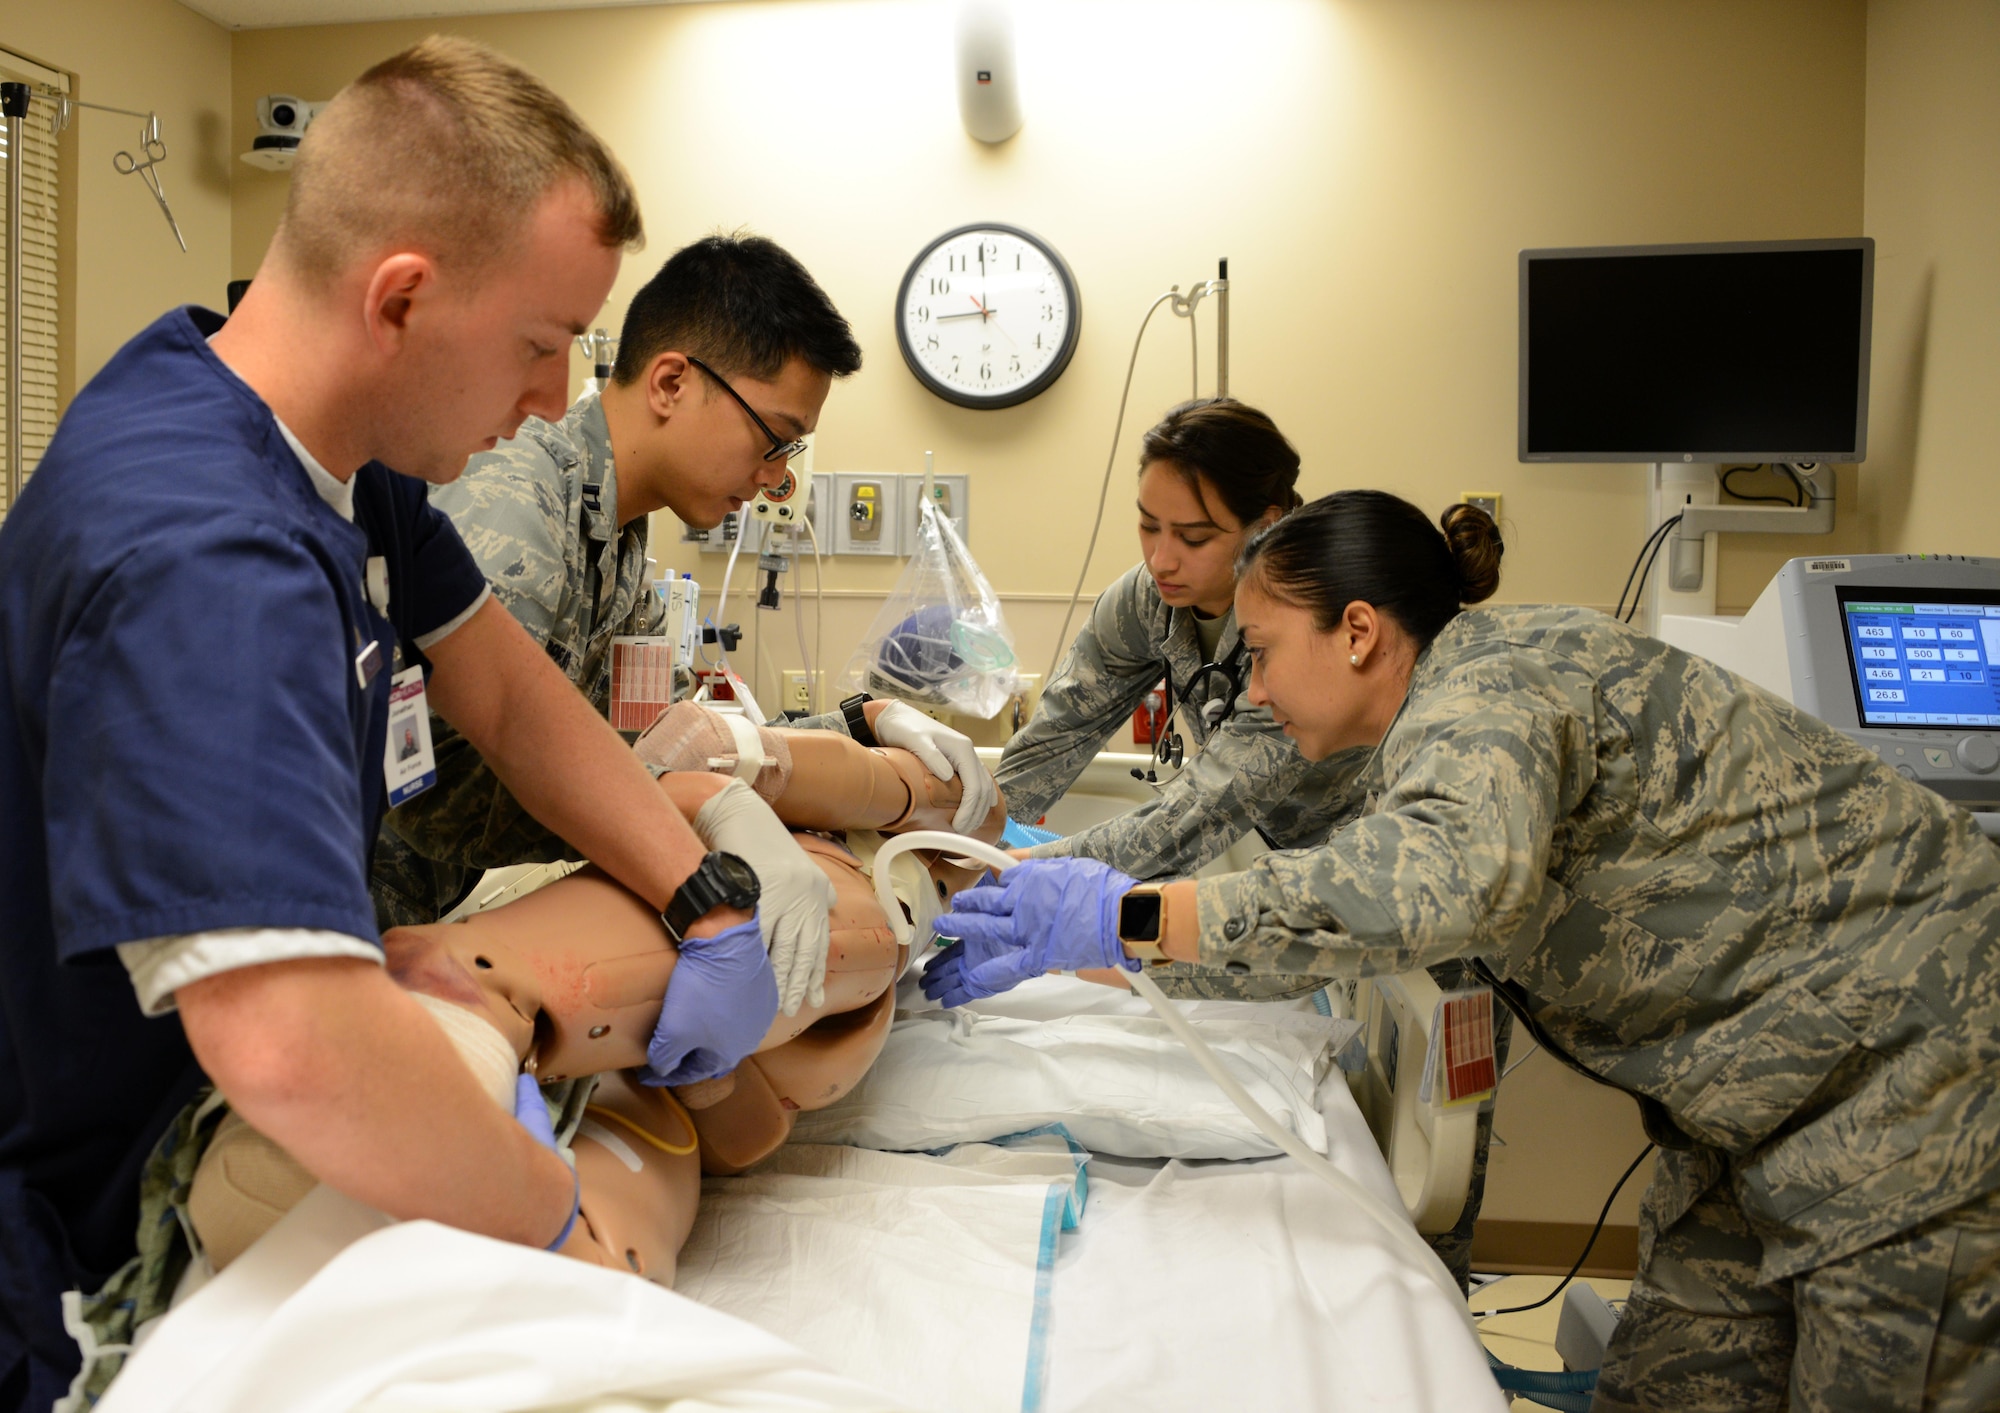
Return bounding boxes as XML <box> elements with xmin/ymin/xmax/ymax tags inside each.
<box><xmin>0</xmin><ymin>38</ymin><xmax>793</xmax><ymax>1409</ymax></box>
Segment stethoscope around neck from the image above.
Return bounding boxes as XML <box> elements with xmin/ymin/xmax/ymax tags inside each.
<box><xmin>1138</xmin><ymin>639</ymin><xmax>1249</xmax><ymax>775</ymax></box>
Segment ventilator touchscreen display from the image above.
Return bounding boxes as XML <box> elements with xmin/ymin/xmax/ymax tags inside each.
<box><xmin>1837</xmin><ymin>588</ymin><xmax>2000</xmax><ymax>729</ymax></box>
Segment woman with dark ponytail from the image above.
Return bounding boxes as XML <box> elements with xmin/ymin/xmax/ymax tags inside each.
<box><xmin>995</xmin><ymin>397</ymin><xmax>1366</xmax><ymax>897</ymax></box>
<box><xmin>938</xmin><ymin>488</ymin><xmax>2000</xmax><ymax>1412</ymax></box>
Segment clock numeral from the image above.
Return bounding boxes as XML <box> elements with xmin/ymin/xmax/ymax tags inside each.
<box><xmin>925</xmin><ymin>334</ymin><xmax>939</xmax><ymax>351</ymax></box>
<box><xmin>1009</xmin><ymin>355</ymin><xmax>1022</xmax><ymax>374</ymax></box>
<box><xmin>914</xmin><ymin>305</ymin><xmax>930</xmax><ymax>323</ymax></box>
<box><xmin>929</xmin><ymin>277</ymin><xmax>951</xmax><ymax>296</ymax></box>
<box><xmin>1041</xmin><ymin>304</ymin><xmax>1055</xmax><ymax>321</ymax></box>
<box><xmin>950</xmin><ymin>355</ymin><xmax>961</xmax><ymax>374</ymax></box>
<box><xmin>979</xmin><ymin>362</ymin><xmax>992</xmax><ymax>382</ymax></box>
<box><xmin>981</xmin><ymin>239</ymin><xmax>999</xmax><ymax>259</ymax></box>
<box><xmin>948</xmin><ymin>253</ymin><xmax>968</xmax><ymax>273</ymax></box>
<box><xmin>1014</xmin><ymin>253</ymin><xmax>1021</xmax><ymax>270</ymax></box>
<box><xmin>1034</xmin><ymin>332</ymin><xmax>1044</xmax><ymax>350</ymax></box>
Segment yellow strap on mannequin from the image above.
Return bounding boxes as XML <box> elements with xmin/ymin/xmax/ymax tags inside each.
<box><xmin>584</xmin><ymin>1095</ymin><xmax>699</xmax><ymax>1156</ymax></box>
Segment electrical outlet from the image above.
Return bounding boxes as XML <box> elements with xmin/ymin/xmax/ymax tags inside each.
<box><xmin>780</xmin><ymin>670</ymin><xmax>826</xmax><ymax>714</ymax></box>
<box><xmin>1461</xmin><ymin>492</ymin><xmax>1501</xmax><ymax>522</ymax></box>
<box><xmin>898</xmin><ymin>473</ymin><xmax>970</xmax><ymax>554</ymax></box>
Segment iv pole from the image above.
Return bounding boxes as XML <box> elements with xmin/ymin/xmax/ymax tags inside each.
<box><xmin>1041</xmin><ymin>258</ymin><xmax>1234</xmax><ymax>684</ymax></box>
<box><xmin>1215</xmin><ymin>257</ymin><xmax>1229</xmax><ymax>396</ymax></box>
<box><xmin>1</xmin><ymin>77</ymin><xmax>187</xmax><ymax>512</ymax></box>
<box><xmin>3</xmin><ymin>81</ymin><xmax>27</xmax><ymax>514</ymax></box>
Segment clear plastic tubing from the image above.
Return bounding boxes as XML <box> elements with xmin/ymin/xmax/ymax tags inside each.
<box><xmin>871</xmin><ymin>831</ymin><xmax>1477</xmax><ymax>1331</ymax></box>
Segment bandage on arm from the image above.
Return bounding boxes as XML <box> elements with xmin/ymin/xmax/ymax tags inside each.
<box><xmin>635</xmin><ymin>701</ymin><xmax>1009</xmax><ymax>842</ymax></box>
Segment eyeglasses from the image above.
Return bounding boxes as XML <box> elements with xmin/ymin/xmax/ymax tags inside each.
<box><xmin>686</xmin><ymin>356</ymin><xmax>808</xmax><ymax>463</ymax></box>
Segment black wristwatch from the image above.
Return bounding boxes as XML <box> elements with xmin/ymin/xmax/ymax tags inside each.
<box><xmin>840</xmin><ymin>692</ymin><xmax>879</xmax><ymax>748</ymax></box>
<box><xmin>662</xmin><ymin>851</ymin><xmax>761</xmax><ymax>942</ymax></box>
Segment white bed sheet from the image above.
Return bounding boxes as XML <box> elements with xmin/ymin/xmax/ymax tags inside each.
<box><xmin>97</xmin><ymin>1186</ymin><xmax>909</xmax><ymax>1413</ymax></box>
<box><xmin>941</xmin><ymin>974</ymin><xmax>1507</xmax><ymax>1413</ymax></box>
<box><xmin>103</xmin><ymin>974</ymin><xmax>1502</xmax><ymax>1413</ymax></box>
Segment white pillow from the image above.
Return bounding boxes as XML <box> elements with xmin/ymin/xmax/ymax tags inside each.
<box><xmin>790</xmin><ymin>1007</ymin><xmax>1338</xmax><ymax>1161</ymax></box>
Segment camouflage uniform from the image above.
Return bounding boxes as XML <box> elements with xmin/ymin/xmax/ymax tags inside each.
<box><xmin>1000</xmin><ymin>562</ymin><xmax>1370</xmax><ymax>889</ymax></box>
<box><xmin>997</xmin><ymin>563</ymin><xmax>1504</xmax><ymax>1285</ymax></box>
<box><xmin>370</xmin><ymin>392</ymin><xmax>663</xmax><ymax>929</ymax></box>
<box><xmin>1194</xmin><ymin>604</ymin><xmax>2000</xmax><ymax>1396</ymax></box>
<box><xmin>1594</xmin><ymin>1158</ymin><xmax>2000</xmax><ymax>1412</ymax></box>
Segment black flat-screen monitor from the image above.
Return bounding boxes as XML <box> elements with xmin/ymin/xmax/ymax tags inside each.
<box><xmin>1519</xmin><ymin>238</ymin><xmax>1873</xmax><ymax>463</ymax></box>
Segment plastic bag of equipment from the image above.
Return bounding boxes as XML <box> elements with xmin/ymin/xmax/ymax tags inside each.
<box><xmin>838</xmin><ymin>497</ymin><xmax>1021</xmax><ymax>718</ymax></box>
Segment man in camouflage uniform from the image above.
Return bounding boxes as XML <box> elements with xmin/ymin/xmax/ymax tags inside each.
<box><xmin>997</xmin><ymin>560</ymin><xmax>1507</xmax><ymax>1286</ymax></box>
<box><xmin>371</xmin><ymin>234</ymin><xmax>863</xmax><ymax>929</ymax></box>
<box><xmin>1161</xmin><ymin>604</ymin><xmax>2000</xmax><ymax>1409</ymax></box>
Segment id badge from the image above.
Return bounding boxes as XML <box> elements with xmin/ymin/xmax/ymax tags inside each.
<box><xmin>383</xmin><ymin>665</ymin><xmax>438</xmax><ymax>806</ymax></box>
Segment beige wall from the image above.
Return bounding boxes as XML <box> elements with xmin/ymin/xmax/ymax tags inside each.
<box><xmin>1488</xmin><ymin>0</ymin><xmax>2000</xmax><ymax>1233</ymax></box>
<box><xmin>1860</xmin><ymin>0</ymin><xmax>2000</xmax><ymax>563</ymax></box>
<box><xmin>229</xmin><ymin>0</ymin><xmax>1867</xmax><ymax>674</ymax></box>
<box><xmin>225</xmin><ymin>0</ymin><xmax>1873</xmax><ymax>1229</ymax></box>
<box><xmin>31</xmin><ymin>0</ymin><xmax>1987</xmax><ymax>1242</ymax></box>
<box><xmin>4</xmin><ymin>0</ymin><xmax>232</xmax><ymax>395</ymax></box>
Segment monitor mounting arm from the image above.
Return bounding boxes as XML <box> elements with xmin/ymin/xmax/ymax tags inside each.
<box><xmin>1666</xmin><ymin>463</ymin><xmax>1836</xmax><ymax>592</ymax></box>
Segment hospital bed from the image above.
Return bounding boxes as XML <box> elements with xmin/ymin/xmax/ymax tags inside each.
<box><xmin>1012</xmin><ymin>746</ymin><xmax>1481</xmax><ymax>1235</ymax></box>
<box><xmin>101</xmin><ymin>752</ymin><xmax>1497</xmax><ymax>1413</ymax></box>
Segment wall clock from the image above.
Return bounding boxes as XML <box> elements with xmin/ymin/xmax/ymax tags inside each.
<box><xmin>895</xmin><ymin>223</ymin><xmax>1081</xmax><ymax>409</ymax></box>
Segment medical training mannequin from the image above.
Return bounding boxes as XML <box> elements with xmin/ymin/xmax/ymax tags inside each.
<box><xmin>188</xmin><ymin>704</ymin><xmax>1005</xmax><ymax>1282</ymax></box>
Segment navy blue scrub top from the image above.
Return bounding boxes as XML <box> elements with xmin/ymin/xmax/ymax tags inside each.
<box><xmin>0</xmin><ymin>306</ymin><xmax>487</xmax><ymax>1404</ymax></box>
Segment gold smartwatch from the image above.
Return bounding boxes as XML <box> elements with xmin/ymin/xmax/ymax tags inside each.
<box><xmin>1117</xmin><ymin>885</ymin><xmax>1170</xmax><ymax>966</ymax></box>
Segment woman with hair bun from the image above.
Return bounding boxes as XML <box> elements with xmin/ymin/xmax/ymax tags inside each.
<box><xmin>936</xmin><ymin>488</ymin><xmax>2000</xmax><ymax>1411</ymax></box>
<box><xmin>994</xmin><ymin>405</ymin><xmax>1505</xmax><ymax>1290</ymax></box>
<box><xmin>997</xmin><ymin>396</ymin><xmax>1368</xmax><ymax>907</ymax></box>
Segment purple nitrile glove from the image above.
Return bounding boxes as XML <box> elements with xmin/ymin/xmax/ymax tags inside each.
<box><xmin>513</xmin><ymin>1074</ymin><xmax>578</xmax><ymax>1251</ymax></box>
<box><xmin>919</xmin><ymin>858</ymin><xmax>1138</xmax><ymax>1007</ymax></box>
<box><xmin>639</xmin><ymin>913</ymin><xmax>779</xmax><ymax>1087</ymax></box>
<box><xmin>513</xmin><ymin>1073</ymin><xmax>561</xmax><ymax>1151</ymax></box>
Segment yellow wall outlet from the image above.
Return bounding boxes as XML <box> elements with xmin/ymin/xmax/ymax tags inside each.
<box><xmin>781</xmin><ymin>670</ymin><xmax>825</xmax><ymax>713</ymax></box>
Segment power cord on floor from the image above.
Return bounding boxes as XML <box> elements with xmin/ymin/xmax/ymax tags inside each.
<box><xmin>1473</xmin><ymin>1142</ymin><xmax>1656</xmax><ymax>1320</ymax></box>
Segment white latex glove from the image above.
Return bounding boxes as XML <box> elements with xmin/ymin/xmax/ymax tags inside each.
<box><xmin>692</xmin><ymin>779</ymin><xmax>835</xmax><ymax>1015</ymax></box>
<box><xmin>870</xmin><ymin>700</ymin><xmax>1000</xmax><ymax>835</ymax></box>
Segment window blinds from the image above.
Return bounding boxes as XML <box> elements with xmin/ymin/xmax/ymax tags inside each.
<box><xmin>2</xmin><ymin>64</ymin><xmax>60</xmax><ymax>524</ymax></box>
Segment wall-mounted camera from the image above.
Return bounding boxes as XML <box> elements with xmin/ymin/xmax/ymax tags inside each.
<box><xmin>240</xmin><ymin>94</ymin><xmax>325</xmax><ymax>172</ymax></box>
